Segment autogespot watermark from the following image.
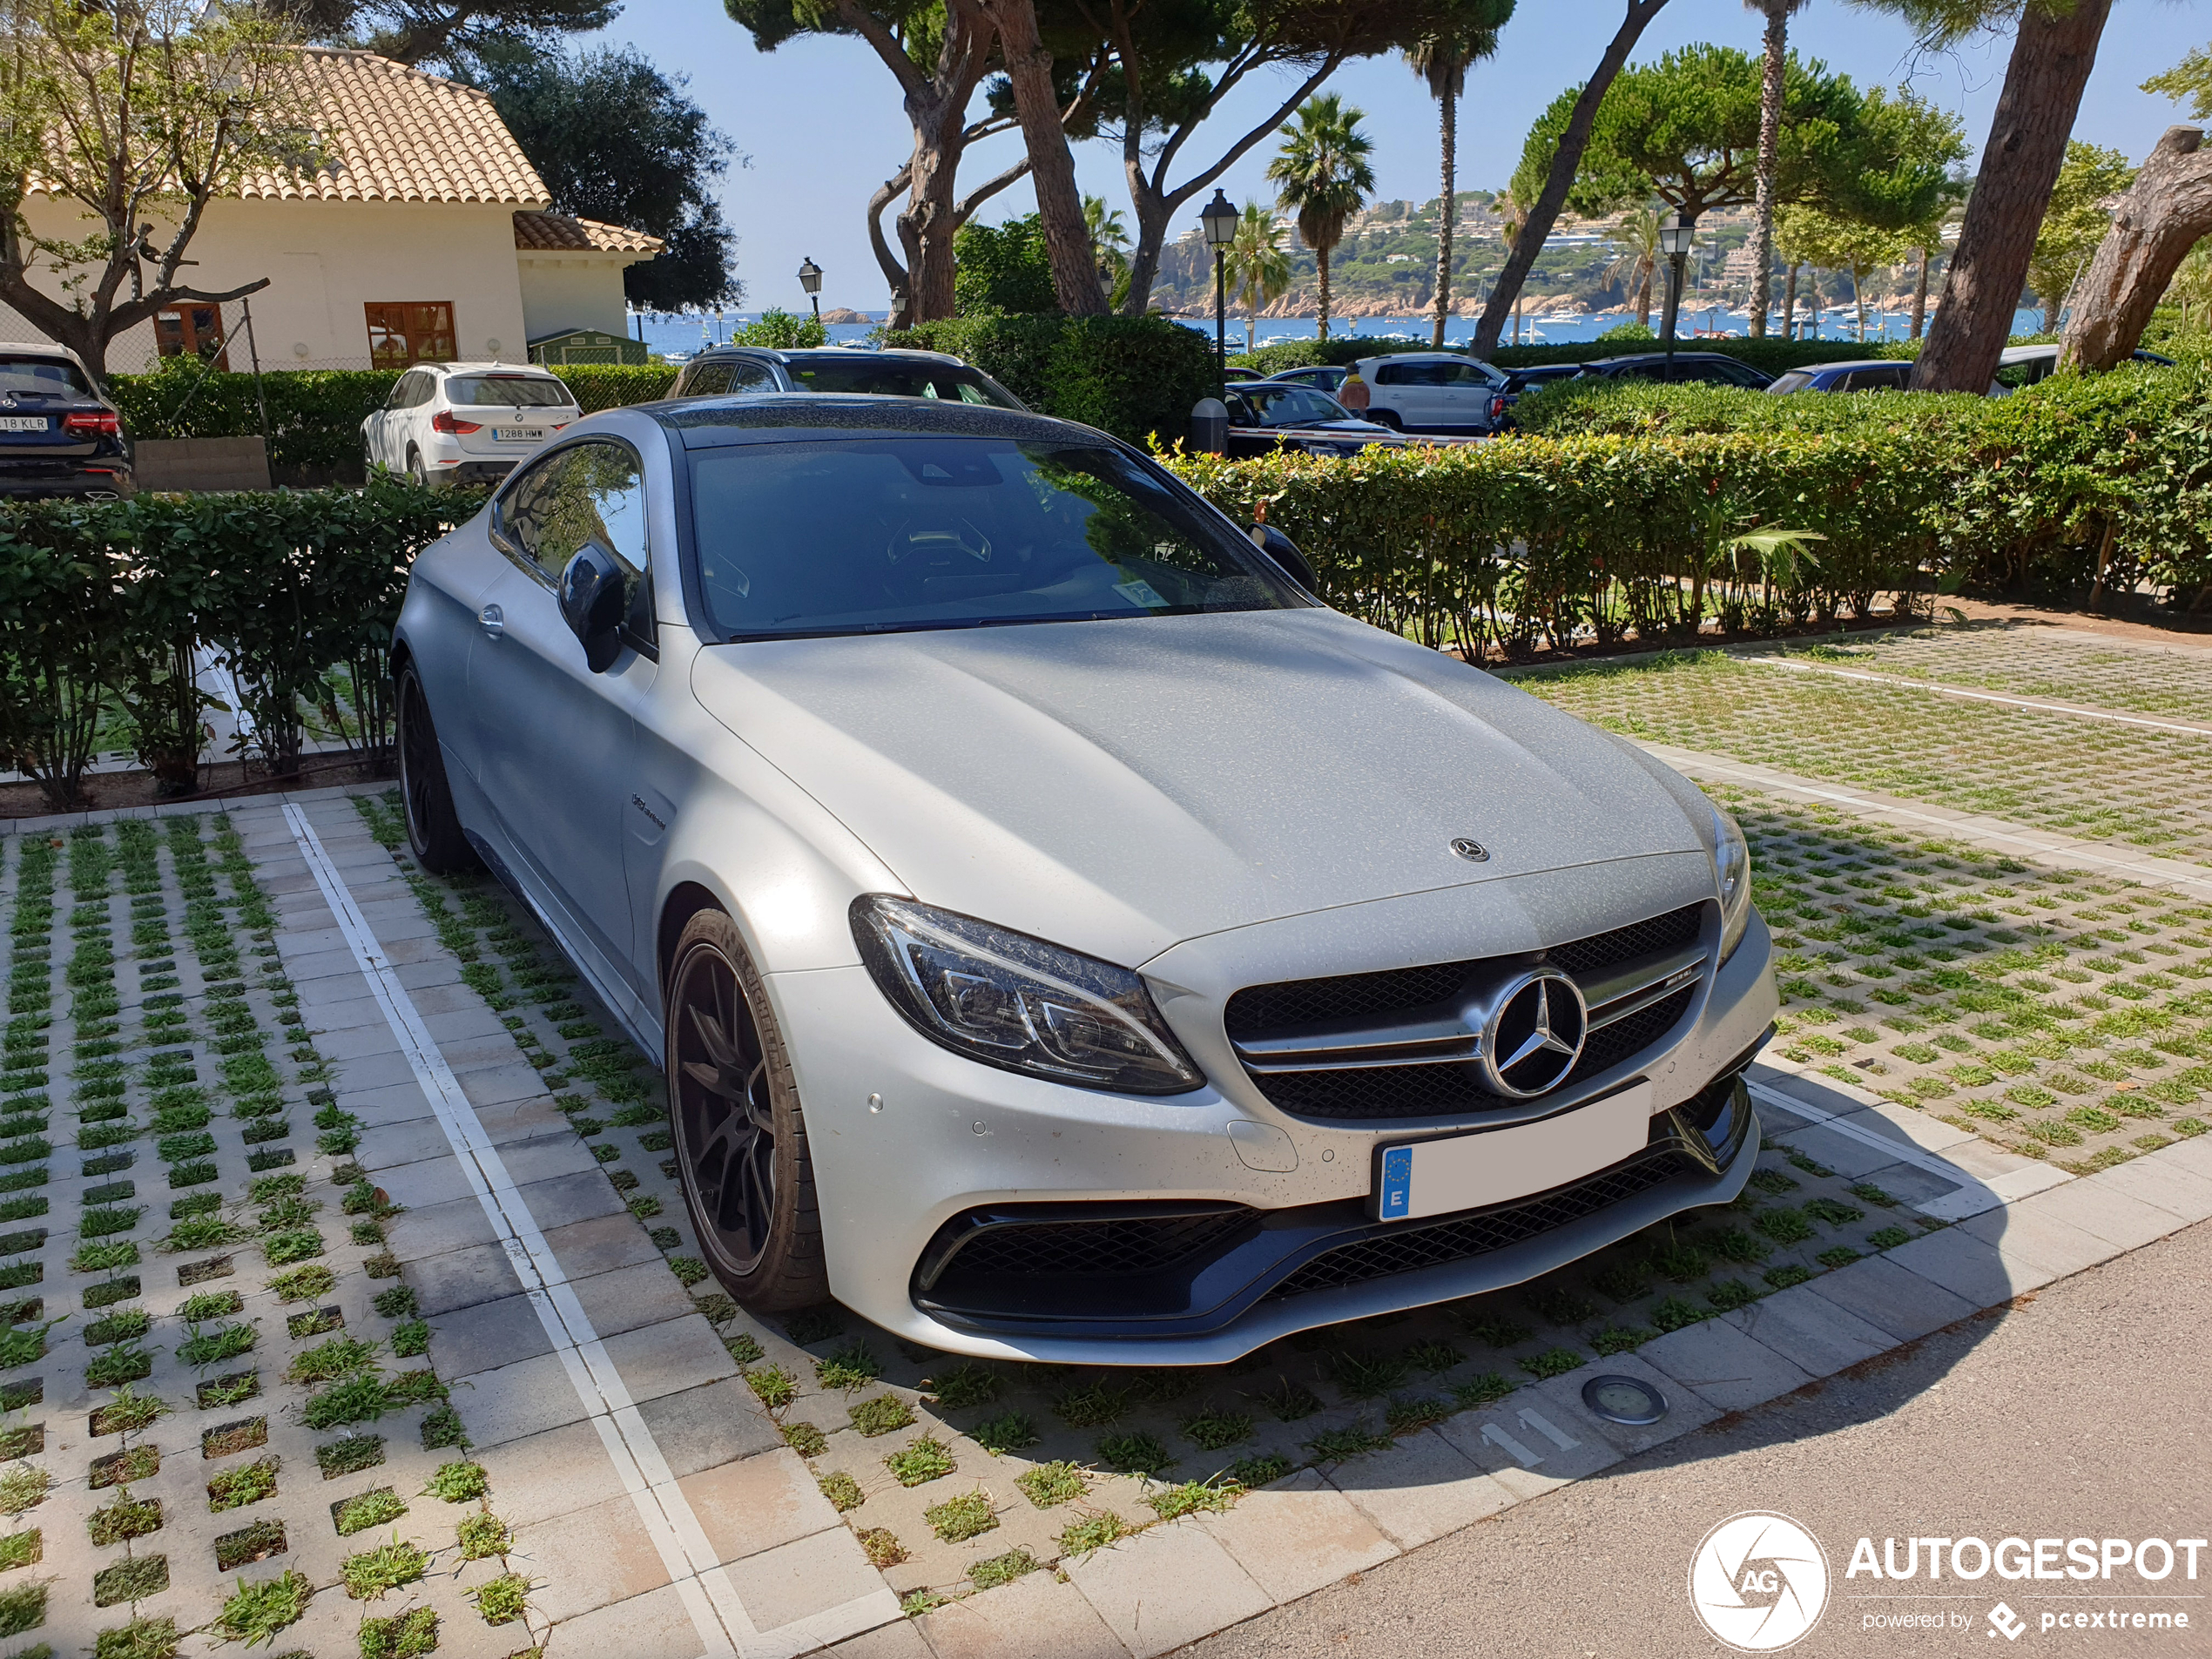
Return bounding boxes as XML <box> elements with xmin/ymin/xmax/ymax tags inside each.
<box><xmin>1690</xmin><ymin>1517</ymin><xmax>2208</xmax><ymax>1647</ymax></box>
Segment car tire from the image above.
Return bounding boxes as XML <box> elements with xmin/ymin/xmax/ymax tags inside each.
<box><xmin>407</xmin><ymin>447</ymin><xmax>432</xmax><ymax>489</ymax></box>
<box><xmin>666</xmin><ymin>908</ymin><xmax>829</xmax><ymax>1313</ymax></box>
<box><xmin>1366</xmin><ymin>408</ymin><xmax>1403</xmax><ymax>430</ymax></box>
<box><xmin>395</xmin><ymin>662</ymin><xmax>478</xmax><ymax>874</ymax></box>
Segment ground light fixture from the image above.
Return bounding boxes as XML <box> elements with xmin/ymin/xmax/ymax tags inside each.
<box><xmin>1201</xmin><ymin>188</ymin><xmax>1238</xmax><ymax>397</ymax></box>
<box><xmin>1657</xmin><ymin>212</ymin><xmax>1694</xmax><ymax>372</ymax></box>
<box><xmin>1581</xmin><ymin>1373</ymin><xmax>1669</xmax><ymax>1426</ymax></box>
<box><xmin>798</xmin><ymin>256</ymin><xmax>823</xmax><ymax>322</ymax></box>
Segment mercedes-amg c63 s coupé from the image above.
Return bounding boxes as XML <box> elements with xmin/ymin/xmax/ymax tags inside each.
<box><xmin>391</xmin><ymin>393</ymin><xmax>1777</xmax><ymax>1363</ymax></box>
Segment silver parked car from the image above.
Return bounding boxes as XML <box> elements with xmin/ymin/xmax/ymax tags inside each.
<box><xmin>392</xmin><ymin>394</ymin><xmax>1777</xmax><ymax>1363</ymax></box>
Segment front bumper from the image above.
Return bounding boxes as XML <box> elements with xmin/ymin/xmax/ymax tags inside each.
<box><xmin>770</xmin><ymin>873</ymin><xmax>1777</xmax><ymax>1364</ymax></box>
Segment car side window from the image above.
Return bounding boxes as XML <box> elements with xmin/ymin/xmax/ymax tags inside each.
<box><xmin>726</xmin><ymin>360</ymin><xmax>773</xmax><ymax>392</ymax></box>
<box><xmin>683</xmin><ymin>362</ymin><xmax>732</xmax><ymax>396</ymax></box>
<box><xmin>411</xmin><ymin>372</ymin><xmax>440</xmax><ymax>408</ymax></box>
<box><xmin>386</xmin><ymin>371</ymin><xmax>419</xmax><ymax>410</ymax></box>
<box><xmin>1440</xmin><ymin>362</ymin><xmax>1493</xmax><ymax>386</ymax></box>
<box><xmin>498</xmin><ymin>439</ymin><xmax>649</xmax><ymax>587</ymax></box>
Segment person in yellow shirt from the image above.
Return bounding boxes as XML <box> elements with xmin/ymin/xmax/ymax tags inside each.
<box><xmin>1336</xmin><ymin>366</ymin><xmax>1371</xmax><ymax>412</ymax></box>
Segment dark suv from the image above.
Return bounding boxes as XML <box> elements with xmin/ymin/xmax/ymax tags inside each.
<box><xmin>1573</xmin><ymin>352</ymin><xmax>1774</xmax><ymax>388</ymax></box>
<box><xmin>0</xmin><ymin>344</ymin><xmax>132</xmax><ymax>497</ymax></box>
<box><xmin>669</xmin><ymin>346</ymin><xmax>1028</xmax><ymax>408</ymax></box>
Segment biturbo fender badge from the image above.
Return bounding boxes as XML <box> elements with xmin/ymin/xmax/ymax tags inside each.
<box><xmin>1479</xmin><ymin>968</ymin><xmax>1588</xmax><ymax>1097</ymax></box>
<box><xmin>1450</xmin><ymin>838</ymin><xmax>1489</xmax><ymax>863</ymax></box>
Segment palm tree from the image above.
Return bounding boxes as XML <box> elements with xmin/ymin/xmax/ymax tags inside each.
<box><xmin>1227</xmin><ymin>203</ymin><xmax>1292</xmax><ymax>354</ymax></box>
<box><xmin>1406</xmin><ymin>3</ymin><xmax>1514</xmax><ymax>348</ymax></box>
<box><xmin>1743</xmin><ymin>0</ymin><xmax>1812</xmax><ymax>338</ymax></box>
<box><xmin>1605</xmin><ymin>206</ymin><xmax>1661</xmax><ymax>327</ymax></box>
<box><xmin>1084</xmin><ymin>194</ymin><xmax>1131</xmax><ymax>293</ymax></box>
<box><xmin>1266</xmin><ymin>94</ymin><xmax>1377</xmax><ymax>341</ymax></box>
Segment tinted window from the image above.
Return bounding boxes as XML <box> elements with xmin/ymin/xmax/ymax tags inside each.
<box><xmin>780</xmin><ymin>356</ymin><xmax>1024</xmax><ymax>408</ymax></box>
<box><xmin>1437</xmin><ymin>361</ymin><xmax>1497</xmax><ymax>387</ymax></box>
<box><xmin>1227</xmin><ymin>386</ymin><xmax>1348</xmax><ymax>427</ymax></box>
<box><xmin>0</xmin><ymin>356</ymin><xmax>91</xmax><ymax>398</ymax></box>
<box><xmin>688</xmin><ymin>437</ymin><xmax>1306</xmax><ymax>641</ymax></box>
<box><xmin>447</xmin><ymin>374</ymin><xmax>576</xmax><ymax>408</ymax></box>
<box><xmin>682</xmin><ymin>362</ymin><xmax>732</xmax><ymax>396</ymax></box>
<box><xmin>1841</xmin><ymin>366</ymin><xmax>1907</xmax><ymax>393</ymax></box>
<box><xmin>1375</xmin><ymin>361</ymin><xmax>1442</xmax><ymax>386</ymax></box>
<box><xmin>1767</xmin><ymin>371</ymin><xmax>1816</xmax><ymax>395</ymax></box>
<box><xmin>727</xmin><ymin>360</ymin><xmax>773</xmax><ymax>392</ymax></box>
<box><xmin>499</xmin><ymin>440</ymin><xmax>650</xmax><ymax>594</ymax></box>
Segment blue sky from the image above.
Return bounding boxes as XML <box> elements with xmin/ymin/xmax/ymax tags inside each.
<box><xmin>581</xmin><ymin>0</ymin><xmax>2196</xmax><ymax>313</ymax></box>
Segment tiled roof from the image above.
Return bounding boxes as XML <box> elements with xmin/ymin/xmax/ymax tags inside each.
<box><xmin>239</xmin><ymin>49</ymin><xmax>548</xmax><ymax>206</ymax></box>
<box><xmin>513</xmin><ymin>212</ymin><xmax>664</xmax><ymax>254</ymax></box>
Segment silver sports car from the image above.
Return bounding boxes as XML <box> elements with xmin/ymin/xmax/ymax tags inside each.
<box><xmin>393</xmin><ymin>394</ymin><xmax>1777</xmax><ymax>1364</ymax></box>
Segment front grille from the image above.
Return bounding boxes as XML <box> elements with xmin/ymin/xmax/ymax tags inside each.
<box><xmin>1266</xmin><ymin>1153</ymin><xmax>1682</xmax><ymax>1298</ymax></box>
<box><xmin>1224</xmin><ymin>903</ymin><xmax>1707</xmax><ymax>1123</ymax></box>
<box><xmin>943</xmin><ymin>1211</ymin><xmax>1253</xmax><ymax>1280</ymax></box>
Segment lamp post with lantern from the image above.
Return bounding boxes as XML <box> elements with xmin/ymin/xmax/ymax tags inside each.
<box><xmin>798</xmin><ymin>257</ymin><xmax>823</xmax><ymax>324</ymax></box>
<box><xmin>1657</xmin><ymin>213</ymin><xmax>1694</xmax><ymax>372</ymax></box>
<box><xmin>1201</xmin><ymin>189</ymin><xmax>1238</xmax><ymax>396</ymax></box>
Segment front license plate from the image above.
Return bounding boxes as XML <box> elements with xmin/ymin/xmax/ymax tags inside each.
<box><xmin>492</xmin><ymin>427</ymin><xmax>546</xmax><ymax>442</ymax></box>
<box><xmin>1373</xmin><ymin>1080</ymin><xmax>1655</xmax><ymax>1222</ymax></box>
<box><xmin>0</xmin><ymin>416</ymin><xmax>48</xmax><ymax>433</ymax></box>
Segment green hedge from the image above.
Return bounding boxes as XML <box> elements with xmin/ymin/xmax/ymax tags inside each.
<box><xmin>888</xmin><ymin>314</ymin><xmax>1216</xmax><ymax>445</ymax></box>
<box><xmin>1163</xmin><ymin>354</ymin><xmax>2212</xmax><ymax>656</ymax></box>
<box><xmin>0</xmin><ymin>479</ymin><xmax>469</xmax><ymax>807</ymax></box>
<box><xmin>105</xmin><ymin>365</ymin><xmax>679</xmax><ymax>469</ymax></box>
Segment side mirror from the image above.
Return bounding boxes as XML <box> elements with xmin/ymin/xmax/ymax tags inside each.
<box><xmin>559</xmin><ymin>543</ymin><xmax>627</xmax><ymax>672</ymax></box>
<box><xmin>1248</xmin><ymin>523</ymin><xmax>1317</xmax><ymax>593</ymax></box>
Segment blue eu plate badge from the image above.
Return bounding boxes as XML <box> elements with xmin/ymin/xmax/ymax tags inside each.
<box><xmin>1379</xmin><ymin>1145</ymin><xmax>1413</xmax><ymax>1221</ymax></box>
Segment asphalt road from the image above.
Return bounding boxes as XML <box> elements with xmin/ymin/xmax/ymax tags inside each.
<box><xmin>1180</xmin><ymin>1219</ymin><xmax>2212</xmax><ymax>1659</ymax></box>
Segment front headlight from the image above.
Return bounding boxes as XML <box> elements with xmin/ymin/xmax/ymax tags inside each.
<box><xmin>1711</xmin><ymin>804</ymin><xmax>1754</xmax><ymax>963</ymax></box>
<box><xmin>851</xmin><ymin>896</ymin><xmax>1204</xmax><ymax>1096</ymax></box>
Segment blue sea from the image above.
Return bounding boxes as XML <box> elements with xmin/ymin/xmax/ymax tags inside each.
<box><xmin>627</xmin><ymin>305</ymin><xmax>2048</xmax><ymax>361</ymax></box>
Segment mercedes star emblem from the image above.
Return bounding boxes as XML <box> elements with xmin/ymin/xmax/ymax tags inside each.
<box><xmin>1479</xmin><ymin>968</ymin><xmax>1588</xmax><ymax>1096</ymax></box>
<box><xmin>1450</xmin><ymin>838</ymin><xmax>1490</xmax><ymax>863</ymax></box>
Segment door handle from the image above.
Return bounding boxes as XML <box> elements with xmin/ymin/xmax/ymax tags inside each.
<box><xmin>479</xmin><ymin>604</ymin><xmax>504</xmax><ymax>638</ymax></box>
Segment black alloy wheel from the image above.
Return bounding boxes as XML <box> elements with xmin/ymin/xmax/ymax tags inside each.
<box><xmin>667</xmin><ymin>909</ymin><xmax>826</xmax><ymax>1311</ymax></box>
<box><xmin>395</xmin><ymin>663</ymin><xmax>476</xmax><ymax>873</ymax></box>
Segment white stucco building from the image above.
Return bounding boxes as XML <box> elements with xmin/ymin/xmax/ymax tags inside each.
<box><xmin>4</xmin><ymin>49</ymin><xmax>661</xmax><ymax>373</ymax></box>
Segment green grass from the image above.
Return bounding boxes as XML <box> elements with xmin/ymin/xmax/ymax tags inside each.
<box><xmin>923</xmin><ymin>1488</ymin><xmax>998</xmax><ymax>1543</ymax></box>
<box><xmin>420</xmin><ymin>1460</ymin><xmax>487</xmax><ymax>1503</ymax></box>
<box><xmin>286</xmin><ymin>1336</ymin><xmax>378</xmax><ymax>1385</ymax></box>
<box><xmin>1257</xmin><ymin>1378</ymin><xmax>1323</xmax><ymax>1420</ymax></box>
<box><xmin>0</xmin><ymin>1527</ymin><xmax>37</xmax><ymax>1569</ymax></box>
<box><xmin>300</xmin><ymin>1374</ymin><xmax>389</xmax><ymax>1430</ymax></box>
<box><xmin>922</xmin><ymin>1360</ymin><xmax>1001</xmax><ymax>1410</ymax></box>
<box><xmin>357</xmin><ymin>1607</ymin><xmax>437</xmax><ymax>1659</ymax></box>
<box><xmin>813</xmin><ymin>1341</ymin><xmax>881</xmax><ymax>1391</ymax></box>
<box><xmin>1305</xmin><ymin>1424</ymin><xmax>1393</xmax><ymax>1460</ymax></box>
<box><xmin>314</xmin><ymin>1435</ymin><xmax>384</xmax><ymax>1480</ymax></box>
<box><xmin>1518</xmin><ymin>1346</ymin><xmax>1586</xmax><ymax>1380</ymax></box>
<box><xmin>818</xmin><ymin>1472</ymin><xmax>864</xmax><ymax>1512</ymax></box>
<box><xmin>1330</xmin><ymin>1350</ymin><xmax>1410</xmax><ymax>1399</ymax></box>
<box><xmin>1451</xmin><ymin>1372</ymin><xmax>1516</xmax><ymax>1409</ymax></box>
<box><xmin>266</xmin><ymin>1264</ymin><xmax>334</xmax><ymax>1302</ymax></box>
<box><xmin>858</xmin><ymin>1527</ymin><xmax>907</xmax><ymax>1568</ymax></box>
<box><xmin>90</xmin><ymin>1614</ymin><xmax>176</xmax><ymax>1659</ymax></box>
<box><xmin>334</xmin><ymin>1489</ymin><xmax>407</xmax><ymax>1534</ymax></box>
<box><xmin>176</xmin><ymin>1323</ymin><xmax>255</xmax><ymax>1367</ymax></box>
<box><xmin>968</xmin><ymin>1409</ymin><xmax>1036</xmax><ymax>1454</ymax></box>
<box><xmin>206</xmin><ymin>1459</ymin><xmax>279</xmax><ymax>1513</ymax></box>
<box><xmin>1052</xmin><ymin>1378</ymin><xmax>1129</xmax><ymax>1427</ymax></box>
<box><xmin>1146</xmin><ymin>1477</ymin><xmax>1240</xmax><ymax>1521</ymax></box>
<box><xmin>743</xmin><ymin>1366</ymin><xmax>796</xmax><ymax>1411</ymax></box>
<box><xmin>212</xmin><ymin>1568</ymin><xmax>310</xmax><ymax>1644</ymax></box>
<box><xmin>0</xmin><ymin>1467</ymin><xmax>50</xmax><ymax>1516</ymax></box>
<box><xmin>456</xmin><ymin>1511</ymin><xmax>511</xmax><ymax>1560</ymax></box>
<box><xmin>966</xmin><ymin>1546</ymin><xmax>1040</xmax><ymax>1590</ymax></box>
<box><xmin>1096</xmin><ymin>1432</ymin><xmax>1174</xmax><ymax>1476</ymax></box>
<box><xmin>87</xmin><ymin>1491</ymin><xmax>163</xmax><ymax>1546</ymax></box>
<box><xmin>883</xmin><ymin>1435</ymin><xmax>955</xmax><ymax>1487</ymax></box>
<box><xmin>1231</xmin><ymin>1452</ymin><xmax>1291</xmax><ymax>1487</ymax></box>
<box><xmin>847</xmin><ymin>1394</ymin><xmax>914</xmax><ymax>1438</ymax></box>
<box><xmin>0</xmin><ymin>1580</ymin><xmax>45</xmax><ymax>1640</ymax></box>
<box><xmin>1181</xmin><ymin>1406</ymin><xmax>1252</xmax><ymax>1450</ymax></box>
<box><xmin>1056</xmin><ymin>1511</ymin><xmax>1125</xmax><ymax>1557</ymax></box>
<box><xmin>1015</xmin><ymin>1460</ymin><xmax>1087</xmax><ymax>1508</ymax></box>
<box><xmin>469</xmin><ymin>1572</ymin><xmax>531</xmax><ymax>1625</ymax></box>
<box><xmin>782</xmin><ymin>1421</ymin><xmax>826</xmax><ymax>1456</ymax></box>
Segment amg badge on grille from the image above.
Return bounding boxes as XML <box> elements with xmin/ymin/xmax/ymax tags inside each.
<box><xmin>1449</xmin><ymin>838</ymin><xmax>1489</xmax><ymax>863</ymax></box>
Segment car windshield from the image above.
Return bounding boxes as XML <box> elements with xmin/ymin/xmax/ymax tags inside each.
<box><xmin>1227</xmin><ymin>386</ymin><xmax>1351</xmax><ymax>428</ymax></box>
<box><xmin>446</xmin><ymin>374</ymin><xmax>576</xmax><ymax>408</ymax></box>
<box><xmin>689</xmin><ymin>436</ymin><xmax>1306</xmax><ymax>641</ymax></box>
<box><xmin>1767</xmin><ymin>371</ymin><xmax>1816</xmax><ymax>394</ymax></box>
<box><xmin>781</xmin><ymin>357</ymin><xmax>1024</xmax><ymax>408</ymax></box>
<box><xmin>0</xmin><ymin>356</ymin><xmax>91</xmax><ymax>398</ymax></box>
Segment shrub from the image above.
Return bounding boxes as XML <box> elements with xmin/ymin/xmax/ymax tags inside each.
<box><xmin>889</xmin><ymin>313</ymin><xmax>1216</xmax><ymax>446</ymax></box>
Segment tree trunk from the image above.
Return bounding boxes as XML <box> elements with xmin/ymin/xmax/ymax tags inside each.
<box><xmin>899</xmin><ymin>105</ymin><xmax>968</xmax><ymax>323</ymax></box>
<box><xmin>981</xmin><ymin>0</ymin><xmax>1106</xmax><ymax>314</ymax></box>
<box><xmin>1474</xmin><ymin>0</ymin><xmax>1672</xmax><ymax>355</ymax></box>
<box><xmin>2062</xmin><ymin>126</ymin><xmax>2212</xmax><ymax>369</ymax></box>
<box><xmin>1910</xmin><ymin>246</ymin><xmax>1930</xmax><ymax>339</ymax></box>
<box><xmin>1318</xmin><ymin>245</ymin><xmax>1333</xmax><ymax>341</ymax></box>
<box><xmin>1912</xmin><ymin>0</ymin><xmax>2114</xmax><ymax>392</ymax></box>
<box><xmin>1747</xmin><ymin>0</ymin><xmax>1789</xmax><ymax>339</ymax></box>
<box><xmin>1804</xmin><ymin>267</ymin><xmax>1819</xmax><ymax>336</ymax></box>
<box><xmin>1433</xmin><ymin>84</ymin><xmax>1456</xmax><ymax>348</ymax></box>
<box><xmin>1782</xmin><ymin>260</ymin><xmax>1798</xmax><ymax>338</ymax></box>
<box><xmin>868</xmin><ymin>169</ymin><xmax>914</xmax><ymax>331</ymax></box>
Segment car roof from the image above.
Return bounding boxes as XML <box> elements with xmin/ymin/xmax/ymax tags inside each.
<box><xmin>1583</xmin><ymin>351</ymin><xmax>1749</xmax><ymax>368</ymax></box>
<box><xmin>424</xmin><ymin>361</ymin><xmax>563</xmax><ymax>377</ymax></box>
<box><xmin>650</xmin><ymin>391</ymin><xmax>1103</xmax><ymax>448</ymax></box>
<box><xmin>691</xmin><ymin>344</ymin><xmax>969</xmax><ymax>368</ymax></box>
<box><xmin>1790</xmin><ymin>360</ymin><xmax>1902</xmax><ymax>374</ymax></box>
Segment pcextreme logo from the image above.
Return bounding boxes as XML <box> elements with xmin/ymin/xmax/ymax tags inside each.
<box><xmin>1689</xmin><ymin>1512</ymin><xmax>1832</xmax><ymax>1652</ymax></box>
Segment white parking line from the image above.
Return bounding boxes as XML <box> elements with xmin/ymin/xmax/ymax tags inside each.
<box><xmin>1738</xmin><ymin>656</ymin><xmax>2212</xmax><ymax>738</ymax></box>
<box><xmin>281</xmin><ymin>804</ymin><xmax>900</xmax><ymax>1659</ymax></box>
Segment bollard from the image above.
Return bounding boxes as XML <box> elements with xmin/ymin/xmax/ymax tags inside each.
<box><xmin>1190</xmin><ymin>397</ymin><xmax>1228</xmax><ymax>455</ymax></box>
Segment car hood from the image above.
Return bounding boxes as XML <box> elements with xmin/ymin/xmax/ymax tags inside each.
<box><xmin>689</xmin><ymin>608</ymin><xmax>1711</xmax><ymax>966</ymax></box>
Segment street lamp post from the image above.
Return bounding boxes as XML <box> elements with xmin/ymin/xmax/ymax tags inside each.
<box><xmin>797</xmin><ymin>257</ymin><xmax>823</xmax><ymax>323</ymax></box>
<box><xmin>1657</xmin><ymin>212</ymin><xmax>1695</xmax><ymax>374</ymax></box>
<box><xmin>1201</xmin><ymin>189</ymin><xmax>1238</xmax><ymax>396</ymax></box>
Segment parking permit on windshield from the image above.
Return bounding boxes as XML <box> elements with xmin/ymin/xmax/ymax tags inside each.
<box><xmin>1373</xmin><ymin>1081</ymin><xmax>1655</xmax><ymax>1221</ymax></box>
<box><xmin>1116</xmin><ymin>578</ymin><xmax>1167</xmax><ymax>608</ymax></box>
